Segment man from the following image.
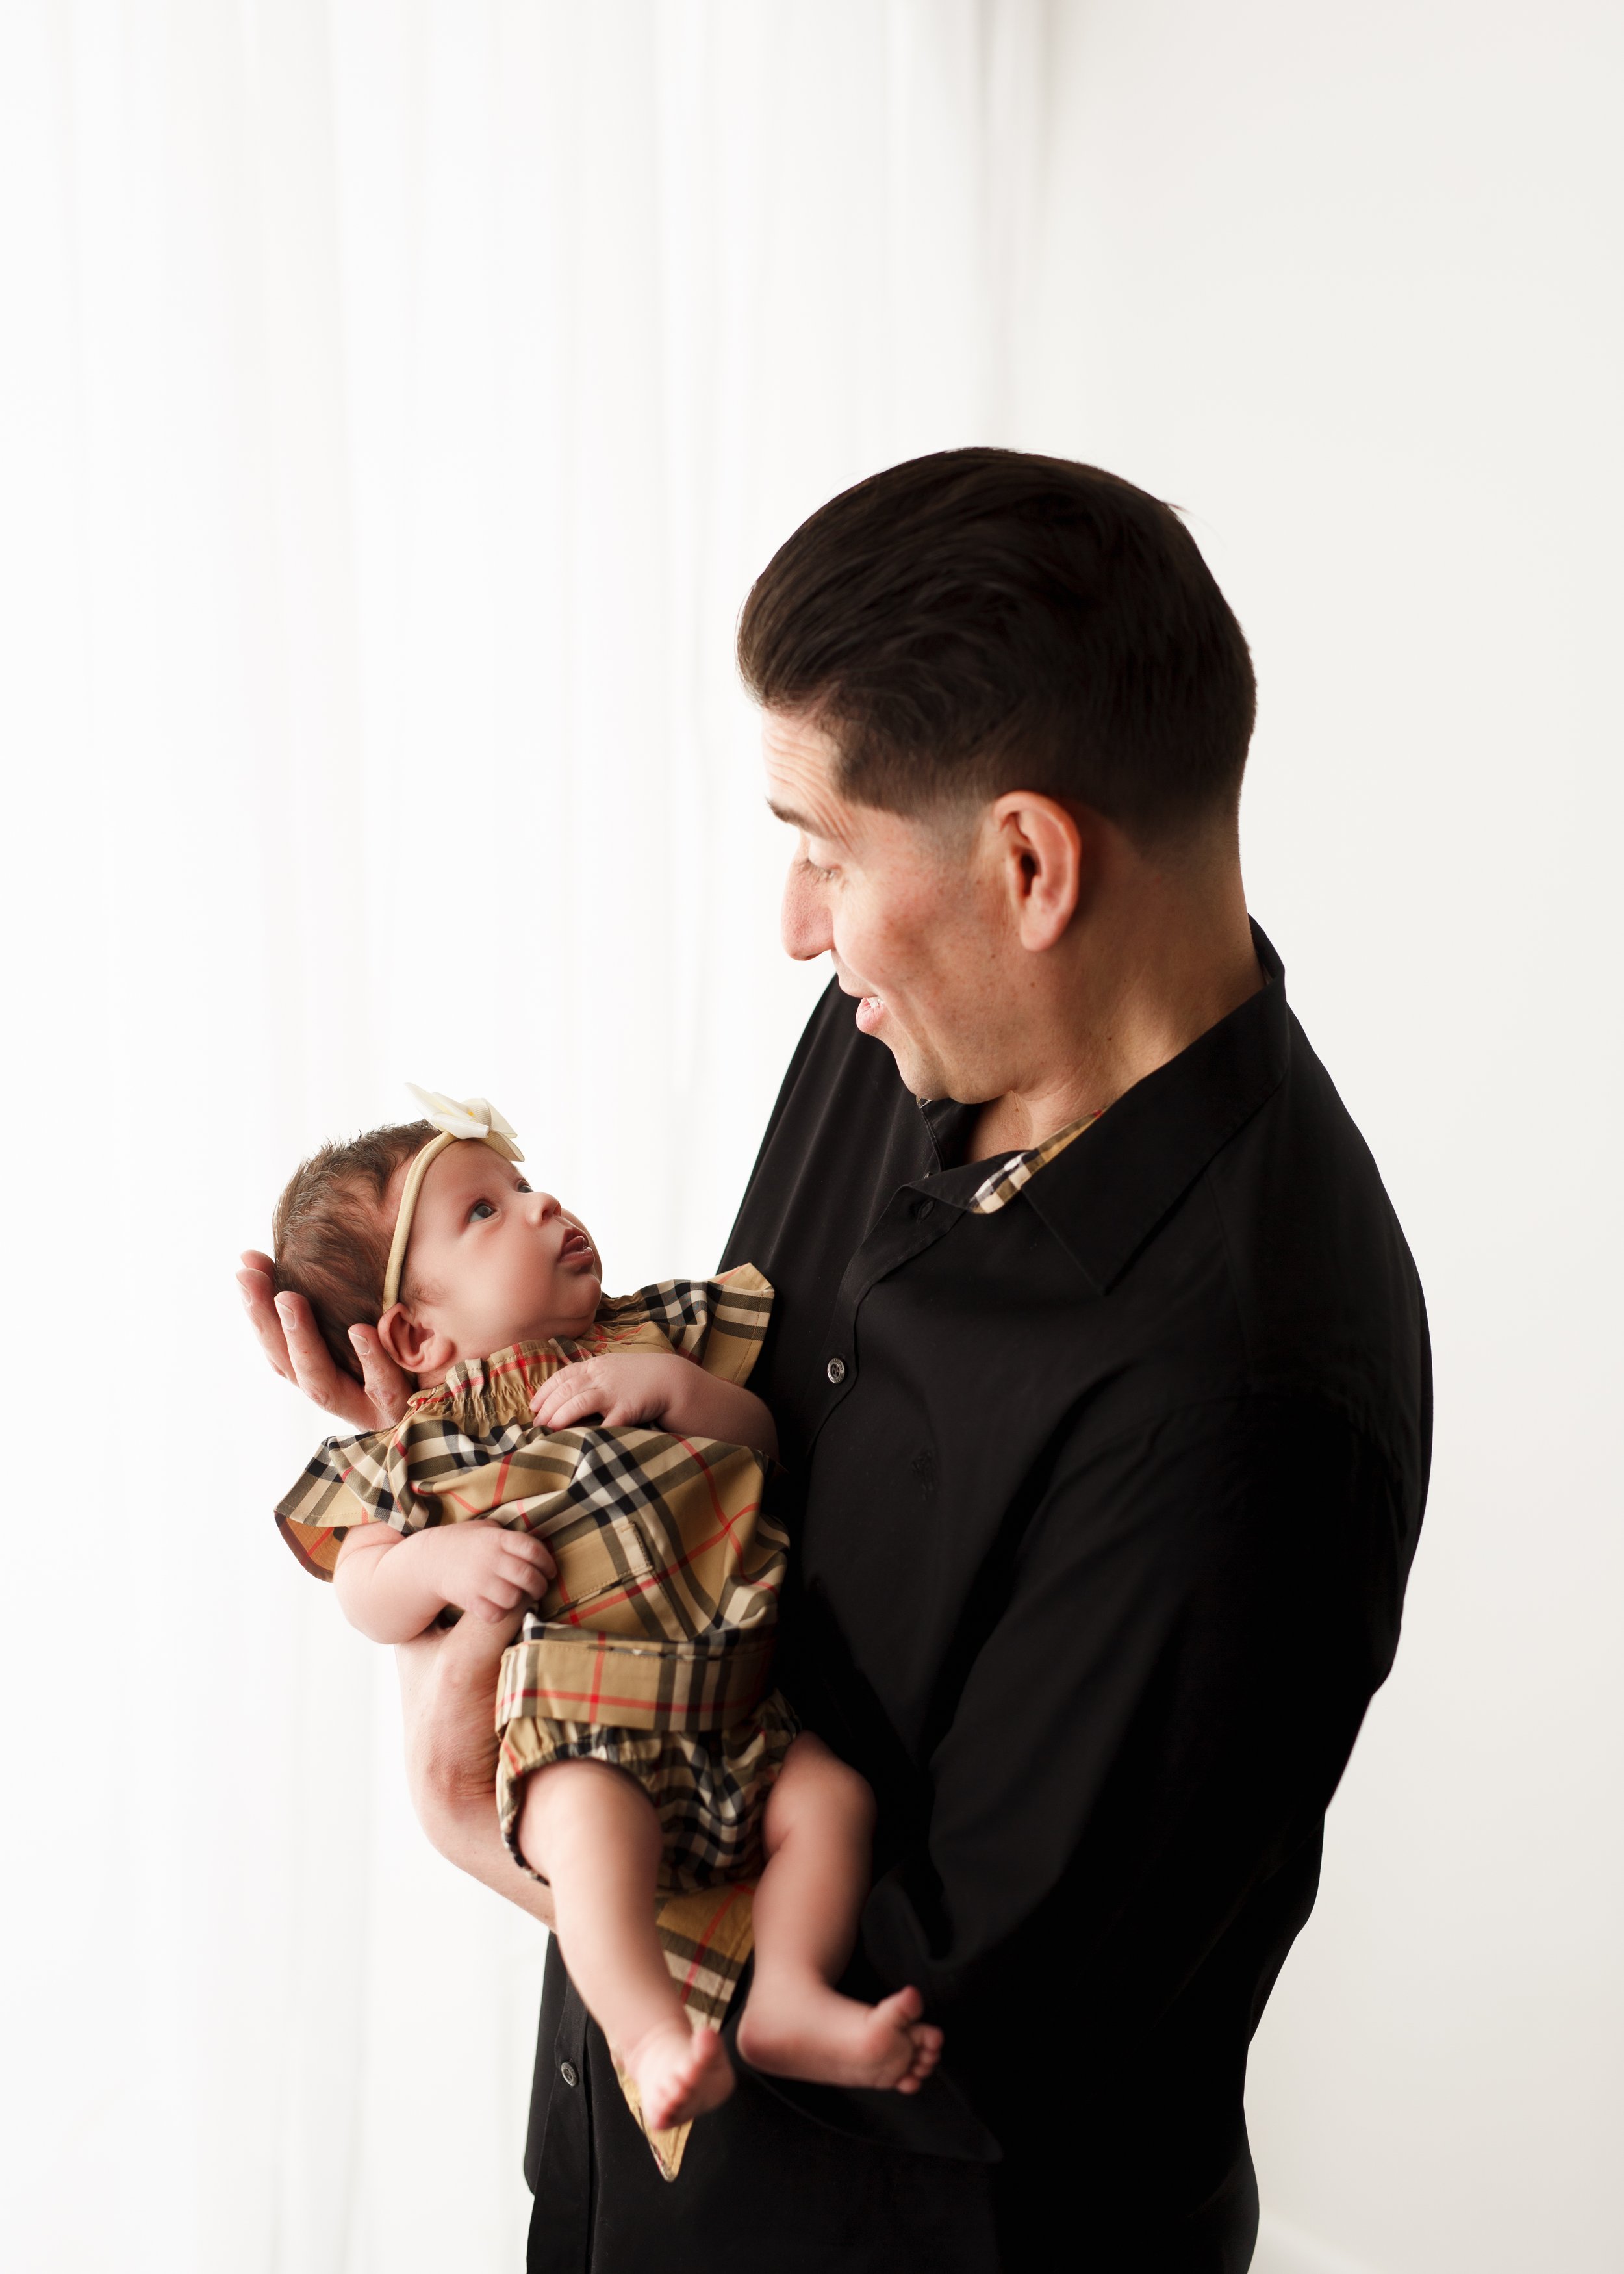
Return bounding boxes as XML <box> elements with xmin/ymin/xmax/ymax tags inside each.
<box><xmin>244</xmin><ymin>449</ymin><xmax>1430</xmax><ymax>2270</ymax></box>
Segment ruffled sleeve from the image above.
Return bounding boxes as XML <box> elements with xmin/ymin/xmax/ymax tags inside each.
<box><xmin>274</xmin><ymin>1426</ymin><xmax>402</xmax><ymax>1579</ymax></box>
<box><xmin>598</xmin><ymin>1264</ymin><xmax>774</xmax><ymax>1387</ymax></box>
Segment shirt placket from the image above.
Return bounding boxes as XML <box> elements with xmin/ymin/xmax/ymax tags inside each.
<box><xmin>807</xmin><ymin>1182</ymin><xmax>957</xmax><ymax>1444</ymax></box>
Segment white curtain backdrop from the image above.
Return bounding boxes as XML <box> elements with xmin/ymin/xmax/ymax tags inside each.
<box><xmin>1</xmin><ymin>5</ymin><xmax>1618</xmax><ymax>2273</ymax></box>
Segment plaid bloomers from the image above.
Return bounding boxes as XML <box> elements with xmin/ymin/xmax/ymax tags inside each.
<box><xmin>275</xmin><ymin>1266</ymin><xmax>797</xmax><ymax>1892</ymax></box>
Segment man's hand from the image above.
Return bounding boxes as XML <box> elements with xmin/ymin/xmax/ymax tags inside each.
<box><xmin>238</xmin><ymin>1247</ymin><xmax>410</xmax><ymax>1429</ymax></box>
<box><xmin>396</xmin><ymin>1610</ymin><xmax>557</xmax><ymax>1929</ymax></box>
<box><xmin>531</xmin><ymin>1352</ymin><xmax>778</xmax><ymax>1455</ymax></box>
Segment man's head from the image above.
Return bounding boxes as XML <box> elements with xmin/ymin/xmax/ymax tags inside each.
<box><xmin>273</xmin><ymin>1124</ymin><xmax>602</xmax><ymax>1384</ymax></box>
<box><xmin>739</xmin><ymin>447</ymin><xmax>1255</xmax><ymax>843</ymax></box>
<box><xmin>740</xmin><ymin>450</ymin><xmax>1258</xmax><ymax>1108</ymax></box>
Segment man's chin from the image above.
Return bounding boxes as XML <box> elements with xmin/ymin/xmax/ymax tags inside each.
<box><xmin>876</xmin><ymin>1032</ymin><xmax>943</xmax><ymax>1102</ymax></box>
<box><xmin>847</xmin><ymin>993</ymin><xmax>950</xmax><ymax>1099</ymax></box>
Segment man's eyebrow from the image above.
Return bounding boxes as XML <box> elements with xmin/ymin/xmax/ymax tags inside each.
<box><xmin>765</xmin><ymin>798</ymin><xmax>811</xmax><ymax>829</ymax></box>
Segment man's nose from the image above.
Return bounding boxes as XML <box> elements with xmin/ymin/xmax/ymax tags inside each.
<box><xmin>781</xmin><ymin>858</ymin><xmax>834</xmax><ymax>962</ymax></box>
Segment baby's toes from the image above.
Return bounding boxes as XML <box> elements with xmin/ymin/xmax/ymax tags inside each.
<box><xmin>908</xmin><ymin>2025</ymin><xmax>943</xmax><ymax>2076</ymax></box>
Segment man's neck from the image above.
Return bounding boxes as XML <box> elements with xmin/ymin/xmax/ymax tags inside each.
<box><xmin>965</xmin><ymin>859</ymin><xmax>1263</xmax><ymax>1164</ymax></box>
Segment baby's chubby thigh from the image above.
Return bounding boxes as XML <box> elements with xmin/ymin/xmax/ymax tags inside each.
<box><xmin>515</xmin><ymin>1753</ymin><xmax>665</xmax><ymax>1894</ymax></box>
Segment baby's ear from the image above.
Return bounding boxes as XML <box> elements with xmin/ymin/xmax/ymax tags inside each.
<box><xmin>375</xmin><ymin>1301</ymin><xmax>439</xmax><ymax>1375</ymax></box>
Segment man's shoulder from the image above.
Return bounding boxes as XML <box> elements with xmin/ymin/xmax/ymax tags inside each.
<box><xmin>1199</xmin><ymin>1006</ymin><xmax>1429</xmax><ymax>1472</ymax></box>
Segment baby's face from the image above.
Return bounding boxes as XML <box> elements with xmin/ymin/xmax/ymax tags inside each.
<box><xmin>396</xmin><ymin>1142</ymin><xmax>603</xmax><ymax>1366</ymax></box>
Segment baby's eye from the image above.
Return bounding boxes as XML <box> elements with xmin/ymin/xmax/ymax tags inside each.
<box><xmin>469</xmin><ymin>1199</ymin><xmax>498</xmax><ymax>1222</ymax></box>
<box><xmin>514</xmin><ymin>1179</ymin><xmax>532</xmax><ymax>1194</ymax></box>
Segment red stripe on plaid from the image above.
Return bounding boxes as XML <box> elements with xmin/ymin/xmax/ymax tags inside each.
<box><xmin>405</xmin><ymin>1321</ymin><xmax>641</xmax><ymax>1417</ymax></box>
<box><xmin>505</xmin><ymin>1685</ymin><xmax>763</xmax><ymax>1718</ymax></box>
<box><xmin>551</xmin><ymin>1493</ymin><xmax>766</xmax><ymax>1626</ymax></box>
<box><xmin>675</xmin><ymin>1436</ymin><xmax>746</xmax><ymax>1545</ymax></box>
<box><xmin>681</xmin><ymin>1886</ymin><xmax>748</xmax><ymax>2000</ymax></box>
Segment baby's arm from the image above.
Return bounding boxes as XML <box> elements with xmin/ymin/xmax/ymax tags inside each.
<box><xmin>334</xmin><ymin>1518</ymin><xmax>555</xmax><ymax>1644</ymax></box>
<box><xmin>529</xmin><ymin>1351</ymin><xmax>778</xmax><ymax>1456</ymax></box>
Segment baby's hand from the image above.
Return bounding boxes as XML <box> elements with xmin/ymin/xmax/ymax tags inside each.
<box><xmin>530</xmin><ymin>1353</ymin><xmax>778</xmax><ymax>1455</ymax></box>
<box><xmin>530</xmin><ymin>1352</ymin><xmax>701</xmax><ymax>1433</ymax></box>
<box><xmin>414</xmin><ymin>1518</ymin><xmax>555</xmax><ymax>1626</ymax></box>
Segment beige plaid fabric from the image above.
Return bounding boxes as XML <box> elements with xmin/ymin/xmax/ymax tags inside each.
<box><xmin>276</xmin><ymin>1268</ymin><xmax>776</xmax><ymax>1578</ymax></box>
<box><xmin>962</xmin><ymin>1109</ymin><xmax>1100</xmax><ymax>1215</ymax></box>
<box><xmin>275</xmin><ymin>1264</ymin><xmax>787</xmax><ymax>2177</ymax></box>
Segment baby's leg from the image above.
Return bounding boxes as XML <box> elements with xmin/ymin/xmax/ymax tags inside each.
<box><xmin>736</xmin><ymin>1733</ymin><xmax>943</xmax><ymax>2093</ymax></box>
<box><xmin>518</xmin><ymin>1759</ymin><xmax>733</xmax><ymax>2131</ymax></box>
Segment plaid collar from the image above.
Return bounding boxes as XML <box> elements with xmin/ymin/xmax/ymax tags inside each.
<box><xmin>961</xmin><ymin>1111</ymin><xmax>1103</xmax><ymax>1216</ymax></box>
<box><xmin>909</xmin><ymin>923</ymin><xmax>1288</xmax><ymax>1270</ymax></box>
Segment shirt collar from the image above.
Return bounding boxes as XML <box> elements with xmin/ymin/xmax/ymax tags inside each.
<box><xmin>917</xmin><ymin>921</ymin><xmax>1291</xmax><ymax>1290</ymax></box>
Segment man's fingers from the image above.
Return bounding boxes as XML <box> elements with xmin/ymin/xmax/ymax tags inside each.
<box><xmin>238</xmin><ymin>1262</ymin><xmax>295</xmax><ymax>1382</ymax></box>
<box><xmin>349</xmin><ymin>1323</ymin><xmax>411</xmax><ymax>1429</ymax></box>
<box><xmin>239</xmin><ymin>1253</ymin><xmax>406</xmax><ymax>1429</ymax></box>
<box><xmin>273</xmin><ymin>1288</ymin><xmax>374</xmax><ymax>1426</ymax></box>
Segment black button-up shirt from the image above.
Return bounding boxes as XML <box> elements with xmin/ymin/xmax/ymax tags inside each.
<box><xmin>527</xmin><ymin>926</ymin><xmax>1430</xmax><ymax>2273</ymax></box>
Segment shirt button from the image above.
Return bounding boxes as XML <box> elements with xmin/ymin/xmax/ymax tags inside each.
<box><xmin>911</xmin><ymin>1197</ymin><xmax>935</xmax><ymax>1220</ymax></box>
<box><xmin>826</xmin><ymin>1356</ymin><xmax>846</xmax><ymax>1384</ymax></box>
<box><xmin>559</xmin><ymin>2060</ymin><xmax>579</xmax><ymax>2088</ymax></box>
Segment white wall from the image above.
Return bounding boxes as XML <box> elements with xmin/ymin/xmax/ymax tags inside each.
<box><xmin>1010</xmin><ymin>6</ymin><xmax>1623</xmax><ymax>2270</ymax></box>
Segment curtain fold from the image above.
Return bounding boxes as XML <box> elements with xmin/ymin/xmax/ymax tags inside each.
<box><xmin>0</xmin><ymin>7</ymin><xmax>1054</xmax><ymax>2268</ymax></box>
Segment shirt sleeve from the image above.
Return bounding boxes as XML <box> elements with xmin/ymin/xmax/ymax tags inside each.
<box><xmin>859</xmin><ymin>1390</ymin><xmax>1411</xmax><ymax>2036</ymax></box>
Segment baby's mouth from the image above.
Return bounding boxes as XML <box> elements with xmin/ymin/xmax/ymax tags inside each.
<box><xmin>559</xmin><ymin>1227</ymin><xmax>593</xmax><ymax>1265</ymax></box>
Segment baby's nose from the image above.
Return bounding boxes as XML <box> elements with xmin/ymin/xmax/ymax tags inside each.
<box><xmin>527</xmin><ymin>1189</ymin><xmax>561</xmax><ymax>1222</ymax></box>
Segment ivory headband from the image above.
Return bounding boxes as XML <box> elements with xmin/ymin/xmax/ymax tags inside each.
<box><xmin>381</xmin><ymin>1086</ymin><xmax>524</xmax><ymax>1309</ymax></box>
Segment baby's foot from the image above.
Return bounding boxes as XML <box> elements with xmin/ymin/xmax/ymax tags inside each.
<box><xmin>623</xmin><ymin>2019</ymin><xmax>735</xmax><ymax>2133</ymax></box>
<box><xmin>737</xmin><ymin>1980</ymin><xmax>944</xmax><ymax>2094</ymax></box>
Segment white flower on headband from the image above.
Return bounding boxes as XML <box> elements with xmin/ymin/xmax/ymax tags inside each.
<box><xmin>405</xmin><ymin>1085</ymin><xmax>524</xmax><ymax>1162</ymax></box>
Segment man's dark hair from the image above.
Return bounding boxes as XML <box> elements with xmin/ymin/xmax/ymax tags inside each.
<box><xmin>737</xmin><ymin>448</ymin><xmax>1256</xmax><ymax>843</ymax></box>
<box><xmin>271</xmin><ymin>1120</ymin><xmax>435</xmax><ymax>1379</ymax></box>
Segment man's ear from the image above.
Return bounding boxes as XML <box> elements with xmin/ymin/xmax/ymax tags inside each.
<box><xmin>989</xmin><ymin>791</ymin><xmax>1091</xmax><ymax>950</ymax></box>
<box><xmin>375</xmin><ymin>1301</ymin><xmax>451</xmax><ymax>1378</ymax></box>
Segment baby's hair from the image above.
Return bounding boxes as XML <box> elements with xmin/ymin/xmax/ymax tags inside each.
<box><xmin>272</xmin><ymin>1119</ymin><xmax>435</xmax><ymax>1380</ymax></box>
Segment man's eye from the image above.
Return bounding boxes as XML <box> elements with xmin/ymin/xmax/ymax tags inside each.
<box><xmin>802</xmin><ymin>856</ymin><xmax>837</xmax><ymax>884</ymax></box>
<box><xmin>469</xmin><ymin>1200</ymin><xmax>497</xmax><ymax>1222</ymax></box>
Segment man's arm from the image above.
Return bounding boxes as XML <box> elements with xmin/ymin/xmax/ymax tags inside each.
<box><xmin>394</xmin><ymin>1609</ymin><xmax>557</xmax><ymax>1930</ymax></box>
<box><xmin>860</xmin><ymin>1394</ymin><xmax>1406</xmax><ymax>2030</ymax></box>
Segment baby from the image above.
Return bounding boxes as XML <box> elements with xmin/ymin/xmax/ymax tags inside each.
<box><xmin>270</xmin><ymin>1090</ymin><xmax>941</xmax><ymax>2138</ymax></box>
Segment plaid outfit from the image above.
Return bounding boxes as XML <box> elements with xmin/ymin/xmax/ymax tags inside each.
<box><xmin>275</xmin><ymin>1264</ymin><xmax>795</xmax><ymax>1898</ymax></box>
